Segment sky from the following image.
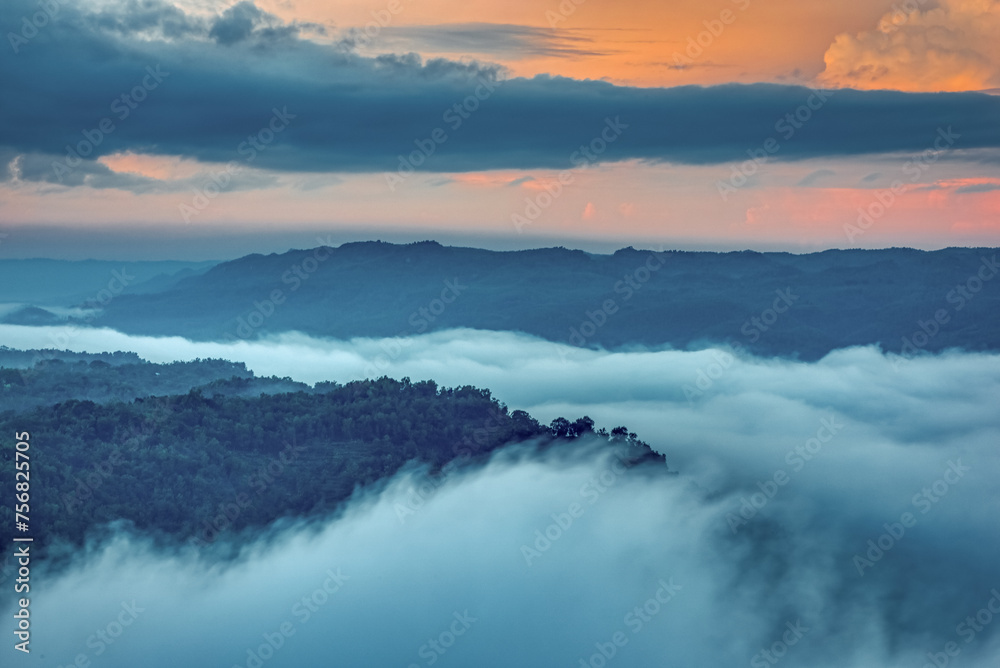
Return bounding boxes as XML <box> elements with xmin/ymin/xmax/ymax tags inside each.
<box><xmin>2</xmin><ymin>0</ymin><xmax>1000</xmax><ymax>258</ymax></box>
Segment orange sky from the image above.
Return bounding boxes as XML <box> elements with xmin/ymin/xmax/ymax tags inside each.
<box><xmin>257</xmin><ymin>0</ymin><xmax>891</xmax><ymax>87</ymax></box>
<box><xmin>6</xmin><ymin>155</ymin><xmax>999</xmax><ymax>251</ymax></box>
<box><xmin>248</xmin><ymin>0</ymin><xmax>1000</xmax><ymax>91</ymax></box>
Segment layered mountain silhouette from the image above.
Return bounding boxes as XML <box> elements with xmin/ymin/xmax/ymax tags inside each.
<box><xmin>6</xmin><ymin>242</ymin><xmax>999</xmax><ymax>359</ymax></box>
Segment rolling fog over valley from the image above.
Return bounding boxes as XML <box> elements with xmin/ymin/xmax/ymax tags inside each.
<box><xmin>1</xmin><ymin>323</ymin><xmax>999</xmax><ymax>666</ymax></box>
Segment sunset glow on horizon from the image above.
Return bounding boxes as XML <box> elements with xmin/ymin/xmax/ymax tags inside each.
<box><xmin>2</xmin><ymin>0</ymin><xmax>999</xmax><ymax>257</ymax></box>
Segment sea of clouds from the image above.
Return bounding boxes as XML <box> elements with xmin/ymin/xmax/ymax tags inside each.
<box><xmin>1</xmin><ymin>325</ymin><xmax>999</xmax><ymax>667</ymax></box>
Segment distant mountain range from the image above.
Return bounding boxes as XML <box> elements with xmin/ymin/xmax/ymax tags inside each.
<box><xmin>0</xmin><ymin>258</ymin><xmax>216</xmax><ymax>306</ymax></box>
<box><xmin>2</xmin><ymin>242</ymin><xmax>998</xmax><ymax>359</ymax></box>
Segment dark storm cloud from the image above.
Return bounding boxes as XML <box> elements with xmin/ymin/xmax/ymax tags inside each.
<box><xmin>2</xmin><ymin>0</ymin><xmax>1000</xmax><ymax>184</ymax></box>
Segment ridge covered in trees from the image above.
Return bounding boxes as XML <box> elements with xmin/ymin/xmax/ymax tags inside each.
<box><xmin>0</xmin><ymin>348</ymin><xmax>311</xmax><ymax>412</ymax></box>
<box><xmin>0</xmin><ymin>354</ymin><xmax>666</xmax><ymax>572</ymax></box>
<box><xmin>45</xmin><ymin>242</ymin><xmax>1000</xmax><ymax>360</ymax></box>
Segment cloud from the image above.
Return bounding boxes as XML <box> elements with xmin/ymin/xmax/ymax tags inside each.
<box><xmin>907</xmin><ymin>177</ymin><xmax>1000</xmax><ymax>193</ymax></box>
<box><xmin>369</xmin><ymin>23</ymin><xmax>607</xmax><ymax>59</ymax></box>
<box><xmin>956</xmin><ymin>182</ymin><xmax>1000</xmax><ymax>193</ymax></box>
<box><xmin>1</xmin><ymin>328</ymin><xmax>999</xmax><ymax>666</ymax></box>
<box><xmin>86</xmin><ymin>0</ymin><xmax>207</xmax><ymax>39</ymax></box>
<box><xmin>2</xmin><ymin>147</ymin><xmax>281</xmax><ymax>193</ymax></box>
<box><xmin>820</xmin><ymin>0</ymin><xmax>1000</xmax><ymax>92</ymax></box>
<box><xmin>654</xmin><ymin>60</ymin><xmax>732</xmax><ymax>71</ymax></box>
<box><xmin>84</xmin><ymin>0</ymin><xmax>324</xmax><ymax>44</ymax></box>
<box><xmin>796</xmin><ymin>168</ymin><xmax>836</xmax><ymax>186</ymax></box>
<box><xmin>3</xmin><ymin>148</ymin><xmax>161</xmax><ymax>190</ymax></box>
<box><xmin>209</xmin><ymin>1</ymin><xmax>281</xmax><ymax>45</ymax></box>
<box><xmin>2</xmin><ymin>0</ymin><xmax>1000</xmax><ymax>184</ymax></box>
<box><xmin>1</xmin><ymin>326</ymin><xmax>998</xmax><ymax>464</ymax></box>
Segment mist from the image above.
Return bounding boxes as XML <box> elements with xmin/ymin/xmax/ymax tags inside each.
<box><xmin>2</xmin><ymin>325</ymin><xmax>999</xmax><ymax>666</ymax></box>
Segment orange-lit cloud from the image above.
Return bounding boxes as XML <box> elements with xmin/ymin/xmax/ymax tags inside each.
<box><xmin>924</xmin><ymin>177</ymin><xmax>1000</xmax><ymax>193</ymax></box>
<box><xmin>448</xmin><ymin>172</ymin><xmax>522</xmax><ymax>187</ymax></box>
<box><xmin>820</xmin><ymin>0</ymin><xmax>1000</xmax><ymax>92</ymax></box>
<box><xmin>254</xmin><ymin>0</ymin><xmax>897</xmax><ymax>88</ymax></box>
<box><xmin>98</xmin><ymin>153</ymin><xmax>202</xmax><ymax>181</ymax></box>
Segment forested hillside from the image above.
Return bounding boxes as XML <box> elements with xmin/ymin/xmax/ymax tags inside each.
<box><xmin>68</xmin><ymin>242</ymin><xmax>1000</xmax><ymax>359</ymax></box>
<box><xmin>0</xmin><ymin>350</ymin><xmax>309</xmax><ymax>412</ymax></box>
<box><xmin>0</xmin><ymin>355</ymin><xmax>666</xmax><ymax>570</ymax></box>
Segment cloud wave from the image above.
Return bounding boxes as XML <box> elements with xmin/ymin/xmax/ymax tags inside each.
<box><xmin>821</xmin><ymin>0</ymin><xmax>1000</xmax><ymax>92</ymax></box>
<box><xmin>2</xmin><ymin>327</ymin><xmax>1000</xmax><ymax>665</ymax></box>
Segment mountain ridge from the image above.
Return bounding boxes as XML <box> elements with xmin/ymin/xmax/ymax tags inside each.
<box><xmin>4</xmin><ymin>242</ymin><xmax>998</xmax><ymax>360</ymax></box>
